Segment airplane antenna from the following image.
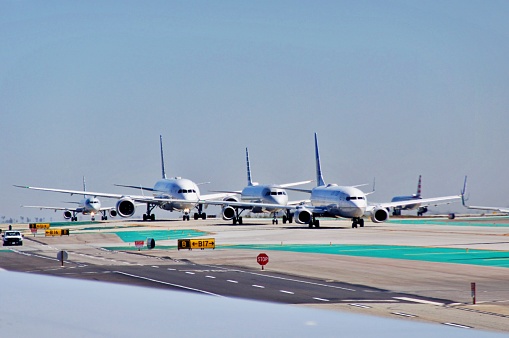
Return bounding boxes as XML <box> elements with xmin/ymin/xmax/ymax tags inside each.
<box><xmin>416</xmin><ymin>175</ymin><xmax>422</xmax><ymax>197</ymax></box>
<box><xmin>160</xmin><ymin>135</ymin><xmax>167</xmax><ymax>179</ymax></box>
<box><xmin>314</xmin><ymin>133</ymin><xmax>325</xmax><ymax>186</ymax></box>
<box><xmin>246</xmin><ymin>147</ymin><xmax>253</xmax><ymax>186</ymax></box>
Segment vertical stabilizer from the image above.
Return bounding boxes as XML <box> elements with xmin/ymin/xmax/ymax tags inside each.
<box><xmin>314</xmin><ymin>133</ymin><xmax>325</xmax><ymax>187</ymax></box>
<box><xmin>416</xmin><ymin>175</ymin><xmax>422</xmax><ymax>197</ymax></box>
<box><xmin>246</xmin><ymin>147</ymin><xmax>253</xmax><ymax>186</ymax></box>
<box><xmin>160</xmin><ymin>135</ymin><xmax>167</xmax><ymax>179</ymax></box>
<box><xmin>83</xmin><ymin>176</ymin><xmax>88</xmax><ymax>198</ymax></box>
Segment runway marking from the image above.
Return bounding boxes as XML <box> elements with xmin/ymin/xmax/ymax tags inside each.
<box><xmin>205</xmin><ymin>276</ymin><xmax>216</xmax><ymax>279</ymax></box>
<box><xmin>252</xmin><ymin>285</ymin><xmax>265</xmax><ymax>288</ymax></box>
<box><xmin>393</xmin><ymin>297</ymin><xmax>444</xmax><ymax>306</ymax></box>
<box><xmin>313</xmin><ymin>297</ymin><xmax>330</xmax><ymax>302</ymax></box>
<box><xmin>280</xmin><ymin>290</ymin><xmax>294</xmax><ymax>294</ymax></box>
<box><xmin>113</xmin><ymin>271</ymin><xmax>223</xmax><ymax>297</ymax></box>
<box><xmin>392</xmin><ymin>312</ymin><xmax>417</xmax><ymax>318</ymax></box>
<box><xmin>349</xmin><ymin>303</ymin><xmax>371</xmax><ymax>309</ymax></box>
<box><xmin>227</xmin><ymin>280</ymin><xmax>238</xmax><ymax>283</ymax></box>
<box><xmin>443</xmin><ymin>323</ymin><xmax>472</xmax><ymax>329</ymax></box>
<box><xmin>185</xmin><ymin>272</ymin><xmax>195</xmax><ymax>275</ymax></box>
<box><xmin>342</xmin><ymin>299</ymin><xmax>397</xmax><ymax>303</ymax></box>
<box><xmin>167</xmin><ymin>268</ymin><xmax>176</xmax><ymax>271</ymax></box>
<box><xmin>151</xmin><ymin>266</ymin><xmax>159</xmax><ymax>268</ymax></box>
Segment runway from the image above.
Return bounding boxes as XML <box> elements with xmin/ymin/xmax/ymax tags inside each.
<box><xmin>1</xmin><ymin>216</ymin><xmax>509</xmax><ymax>333</ymax></box>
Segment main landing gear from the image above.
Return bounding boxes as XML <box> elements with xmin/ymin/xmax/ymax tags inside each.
<box><xmin>282</xmin><ymin>210</ymin><xmax>293</xmax><ymax>224</ymax></box>
<box><xmin>100</xmin><ymin>211</ymin><xmax>108</xmax><ymax>221</ymax></box>
<box><xmin>308</xmin><ymin>214</ymin><xmax>320</xmax><ymax>228</ymax></box>
<box><xmin>193</xmin><ymin>204</ymin><xmax>206</xmax><ymax>220</ymax></box>
<box><xmin>143</xmin><ymin>203</ymin><xmax>156</xmax><ymax>221</ymax></box>
<box><xmin>351</xmin><ymin>217</ymin><xmax>364</xmax><ymax>228</ymax></box>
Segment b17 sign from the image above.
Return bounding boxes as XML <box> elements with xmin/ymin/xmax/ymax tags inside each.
<box><xmin>178</xmin><ymin>238</ymin><xmax>215</xmax><ymax>250</ymax></box>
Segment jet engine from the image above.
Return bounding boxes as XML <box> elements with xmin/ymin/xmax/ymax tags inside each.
<box><xmin>370</xmin><ymin>207</ymin><xmax>389</xmax><ymax>223</ymax></box>
<box><xmin>63</xmin><ymin>211</ymin><xmax>72</xmax><ymax>219</ymax></box>
<box><xmin>294</xmin><ymin>208</ymin><xmax>312</xmax><ymax>224</ymax></box>
<box><xmin>109</xmin><ymin>209</ymin><xmax>117</xmax><ymax>218</ymax></box>
<box><xmin>116</xmin><ymin>197</ymin><xmax>136</xmax><ymax>218</ymax></box>
<box><xmin>222</xmin><ymin>206</ymin><xmax>235</xmax><ymax>221</ymax></box>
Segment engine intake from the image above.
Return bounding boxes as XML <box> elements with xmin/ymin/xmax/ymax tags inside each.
<box><xmin>116</xmin><ymin>197</ymin><xmax>136</xmax><ymax>218</ymax></box>
<box><xmin>294</xmin><ymin>208</ymin><xmax>312</xmax><ymax>224</ymax></box>
<box><xmin>222</xmin><ymin>206</ymin><xmax>235</xmax><ymax>220</ymax></box>
<box><xmin>370</xmin><ymin>207</ymin><xmax>389</xmax><ymax>223</ymax></box>
<box><xmin>63</xmin><ymin>211</ymin><xmax>72</xmax><ymax>219</ymax></box>
<box><xmin>109</xmin><ymin>209</ymin><xmax>117</xmax><ymax>218</ymax></box>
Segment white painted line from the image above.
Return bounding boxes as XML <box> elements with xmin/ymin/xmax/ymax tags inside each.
<box><xmin>342</xmin><ymin>299</ymin><xmax>397</xmax><ymax>303</ymax></box>
<box><xmin>280</xmin><ymin>290</ymin><xmax>295</xmax><ymax>294</ymax></box>
<box><xmin>151</xmin><ymin>266</ymin><xmax>159</xmax><ymax>268</ymax></box>
<box><xmin>205</xmin><ymin>275</ymin><xmax>216</xmax><ymax>279</ymax></box>
<box><xmin>349</xmin><ymin>303</ymin><xmax>371</xmax><ymax>309</ymax></box>
<box><xmin>392</xmin><ymin>312</ymin><xmax>417</xmax><ymax>318</ymax></box>
<box><xmin>114</xmin><ymin>271</ymin><xmax>222</xmax><ymax>297</ymax></box>
<box><xmin>313</xmin><ymin>297</ymin><xmax>330</xmax><ymax>302</ymax></box>
<box><xmin>185</xmin><ymin>272</ymin><xmax>195</xmax><ymax>275</ymax></box>
<box><xmin>394</xmin><ymin>297</ymin><xmax>444</xmax><ymax>306</ymax></box>
<box><xmin>443</xmin><ymin>323</ymin><xmax>472</xmax><ymax>329</ymax></box>
<box><xmin>167</xmin><ymin>268</ymin><xmax>176</xmax><ymax>271</ymax></box>
<box><xmin>227</xmin><ymin>280</ymin><xmax>238</xmax><ymax>283</ymax></box>
<box><xmin>252</xmin><ymin>285</ymin><xmax>265</xmax><ymax>288</ymax></box>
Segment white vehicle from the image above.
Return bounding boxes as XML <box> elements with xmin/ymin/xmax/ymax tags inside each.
<box><xmin>212</xmin><ymin>148</ymin><xmax>312</xmax><ymax>225</ymax></box>
<box><xmin>22</xmin><ymin>177</ymin><xmax>117</xmax><ymax>221</ymax></box>
<box><xmin>2</xmin><ymin>231</ymin><xmax>23</xmax><ymax>246</ymax></box>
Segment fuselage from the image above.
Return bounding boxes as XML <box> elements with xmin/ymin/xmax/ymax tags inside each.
<box><xmin>311</xmin><ymin>184</ymin><xmax>366</xmax><ymax>218</ymax></box>
<box><xmin>79</xmin><ymin>197</ymin><xmax>101</xmax><ymax>215</ymax></box>
<box><xmin>240</xmin><ymin>185</ymin><xmax>288</xmax><ymax>213</ymax></box>
<box><xmin>391</xmin><ymin>195</ymin><xmax>421</xmax><ymax>210</ymax></box>
<box><xmin>153</xmin><ymin>177</ymin><xmax>200</xmax><ymax>211</ymax></box>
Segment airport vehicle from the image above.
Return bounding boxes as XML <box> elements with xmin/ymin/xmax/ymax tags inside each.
<box><xmin>21</xmin><ymin>177</ymin><xmax>117</xmax><ymax>221</ymax></box>
<box><xmin>2</xmin><ymin>231</ymin><xmax>23</xmax><ymax>246</ymax></box>
<box><xmin>391</xmin><ymin>175</ymin><xmax>458</xmax><ymax>216</ymax></box>
<box><xmin>213</xmin><ymin>148</ymin><xmax>312</xmax><ymax>225</ymax></box>
<box><xmin>15</xmin><ymin>136</ymin><xmax>231</xmax><ymax>221</ymax></box>
<box><xmin>461</xmin><ymin>176</ymin><xmax>508</xmax><ymax>214</ymax></box>
<box><xmin>211</xmin><ymin>134</ymin><xmax>461</xmax><ymax>228</ymax></box>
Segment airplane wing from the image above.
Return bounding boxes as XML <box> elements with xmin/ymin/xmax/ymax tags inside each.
<box><xmin>114</xmin><ymin>184</ymin><xmax>157</xmax><ymax>192</ymax></box>
<box><xmin>366</xmin><ymin>195</ymin><xmax>461</xmax><ymax>212</ymax></box>
<box><xmin>200</xmin><ymin>192</ymin><xmax>239</xmax><ymax>200</ymax></box>
<box><xmin>199</xmin><ymin>199</ymin><xmax>293</xmax><ymax>210</ymax></box>
<box><xmin>14</xmin><ymin>185</ymin><xmax>124</xmax><ymax>199</ymax></box>
<box><xmin>21</xmin><ymin>205</ymin><xmax>79</xmax><ymax>212</ymax></box>
<box><xmin>278</xmin><ymin>180</ymin><xmax>314</xmax><ymax>188</ymax></box>
<box><xmin>462</xmin><ymin>204</ymin><xmax>509</xmax><ymax>213</ymax></box>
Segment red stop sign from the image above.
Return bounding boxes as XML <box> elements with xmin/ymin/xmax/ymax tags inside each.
<box><xmin>257</xmin><ymin>253</ymin><xmax>269</xmax><ymax>266</ymax></box>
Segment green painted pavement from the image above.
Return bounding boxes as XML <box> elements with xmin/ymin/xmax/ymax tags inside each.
<box><xmin>109</xmin><ymin>229</ymin><xmax>207</xmax><ymax>243</ymax></box>
<box><xmin>226</xmin><ymin>244</ymin><xmax>509</xmax><ymax>268</ymax></box>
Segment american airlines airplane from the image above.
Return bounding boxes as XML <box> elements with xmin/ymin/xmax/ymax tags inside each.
<box><xmin>15</xmin><ymin>136</ymin><xmax>231</xmax><ymax>221</ymax></box>
<box><xmin>390</xmin><ymin>175</ymin><xmax>458</xmax><ymax>216</ymax></box>
<box><xmin>211</xmin><ymin>134</ymin><xmax>461</xmax><ymax>228</ymax></box>
<box><xmin>461</xmin><ymin>176</ymin><xmax>509</xmax><ymax>214</ymax></box>
<box><xmin>21</xmin><ymin>177</ymin><xmax>117</xmax><ymax>221</ymax></box>
<box><xmin>212</xmin><ymin>148</ymin><xmax>312</xmax><ymax>225</ymax></box>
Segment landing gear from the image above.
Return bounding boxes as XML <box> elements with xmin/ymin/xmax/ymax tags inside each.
<box><xmin>143</xmin><ymin>203</ymin><xmax>156</xmax><ymax>221</ymax></box>
<box><xmin>351</xmin><ymin>217</ymin><xmax>364</xmax><ymax>228</ymax></box>
<box><xmin>271</xmin><ymin>212</ymin><xmax>278</xmax><ymax>225</ymax></box>
<box><xmin>308</xmin><ymin>215</ymin><xmax>320</xmax><ymax>228</ymax></box>
<box><xmin>71</xmin><ymin>216</ymin><xmax>78</xmax><ymax>222</ymax></box>
<box><xmin>282</xmin><ymin>210</ymin><xmax>293</xmax><ymax>224</ymax></box>
<box><xmin>392</xmin><ymin>208</ymin><xmax>401</xmax><ymax>216</ymax></box>
<box><xmin>193</xmin><ymin>205</ymin><xmax>207</xmax><ymax>220</ymax></box>
<box><xmin>101</xmin><ymin>211</ymin><xmax>108</xmax><ymax>221</ymax></box>
<box><xmin>232</xmin><ymin>216</ymin><xmax>243</xmax><ymax>225</ymax></box>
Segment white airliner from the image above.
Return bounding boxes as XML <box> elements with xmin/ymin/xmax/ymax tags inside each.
<box><xmin>208</xmin><ymin>134</ymin><xmax>461</xmax><ymax>228</ymax></box>
<box><xmin>390</xmin><ymin>175</ymin><xmax>458</xmax><ymax>216</ymax></box>
<box><xmin>15</xmin><ymin>136</ymin><xmax>231</xmax><ymax>221</ymax></box>
<box><xmin>461</xmin><ymin>176</ymin><xmax>509</xmax><ymax>214</ymax></box>
<box><xmin>212</xmin><ymin>148</ymin><xmax>312</xmax><ymax>225</ymax></box>
<box><xmin>21</xmin><ymin>177</ymin><xmax>117</xmax><ymax>221</ymax></box>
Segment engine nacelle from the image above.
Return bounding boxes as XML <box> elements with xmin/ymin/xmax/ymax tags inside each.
<box><xmin>63</xmin><ymin>210</ymin><xmax>72</xmax><ymax>219</ymax></box>
<box><xmin>370</xmin><ymin>207</ymin><xmax>389</xmax><ymax>223</ymax></box>
<box><xmin>109</xmin><ymin>209</ymin><xmax>117</xmax><ymax>218</ymax></box>
<box><xmin>294</xmin><ymin>208</ymin><xmax>312</xmax><ymax>224</ymax></box>
<box><xmin>116</xmin><ymin>197</ymin><xmax>136</xmax><ymax>218</ymax></box>
<box><xmin>222</xmin><ymin>206</ymin><xmax>236</xmax><ymax>221</ymax></box>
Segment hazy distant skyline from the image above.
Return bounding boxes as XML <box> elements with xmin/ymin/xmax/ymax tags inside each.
<box><xmin>2</xmin><ymin>1</ymin><xmax>509</xmax><ymax>221</ymax></box>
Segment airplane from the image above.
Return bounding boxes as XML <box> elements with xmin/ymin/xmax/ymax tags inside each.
<box><xmin>390</xmin><ymin>175</ymin><xmax>457</xmax><ymax>216</ymax></box>
<box><xmin>461</xmin><ymin>176</ymin><xmax>509</xmax><ymax>214</ymax></box>
<box><xmin>208</xmin><ymin>134</ymin><xmax>461</xmax><ymax>228</ymax></box>
<box><xmin>15</xmin><ymin>136</ymin><xmax>232</xmax><ymax>221</ymax></box>
<box><xmin>212</xmin><ymin>148</ymin><xmax>312</xmax><ymax>225</ymax></box>
<box><xmin>21</xmin><ymin>177</ymin><xmax>117</xmax><ymax>221</ymax></box>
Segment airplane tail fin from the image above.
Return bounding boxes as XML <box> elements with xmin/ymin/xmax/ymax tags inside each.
<box><xmin>416</xmin><ymin>175</ymin><xmax>422</xmax><ymax>198</ymax></box>
<box><xmin>314</xmin><ymin>133</ymin><xmax>325</xmax><ymax>187</ymax></box>
<box><xmin>83</xmin><ymin>176</ymin><xmax>88</xmax><ymax>198</ymax></box>
<box><xmin>160</xmin><ymin>135</ymin><xmax>167</xmax><ymax>179</ymax></box>
<box><xmin>245</xmin><ymin>148</ymin><xmax>254</xmax><ymax>186</ymax></box>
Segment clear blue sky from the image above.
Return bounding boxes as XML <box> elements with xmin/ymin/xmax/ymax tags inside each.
<box><xmin>2</xmin><ymin>1</ymin><xmax>508</xmax><ymax>221</ymax></box>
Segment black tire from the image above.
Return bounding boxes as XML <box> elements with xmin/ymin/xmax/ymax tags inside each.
<box><xmin>315</xmin><ymin>220</ymin><xmax>320</xmax><ymax>228</ymax></box>
<box><xmin>238</xmin><ymin>217</ymin><xmax>243</xmax><ymax>224</ymax></box>
<box><xmin>201</xmin><ymin>213</ymin><xmax>207</xmax><ymax>220</ymax></box>
<box><xmin>233</xmin><ymin>218</ymin><xmax>237</xmax><ymax>225</ymax></box>
<box><xmin>151</xmin><ymin>214</ymin><xmax>155</xmax><ymax>221</ymax></box>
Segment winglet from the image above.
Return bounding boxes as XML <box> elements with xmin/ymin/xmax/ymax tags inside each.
<box><xmin>314</xmin><ymin>133</ymin><xmax>325</xmax><ymax>187</ymax></box>
<box><xmin>461</xmin><ymin>176</ymin><xmax>469</xmax><ymax>206</ymax></box>
<box><xmin>160</xmin><ymin>135</ymin><xmax>167</xmax><ymax>179</ymax></box>
<box><xmin>246</xmin><ymin>147</ymin><xmax>254</xmax><ymax>186</ymax></box>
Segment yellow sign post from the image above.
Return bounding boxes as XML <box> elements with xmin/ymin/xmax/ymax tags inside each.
<box><xmin>45</xmin><ymin>229</ymin><xmax>70</xmax><ymax>236</ymax></box>
<box><xmin>29</xmin><ymin>223</ymin><xmax>50</xmax><ymax>229</ymax></box>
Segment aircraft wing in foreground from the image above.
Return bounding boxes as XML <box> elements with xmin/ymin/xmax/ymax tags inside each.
<box><xmin>461</xmin><ymin>176</ymin><xmax>509</xmax><ymax>214</ymax></box>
